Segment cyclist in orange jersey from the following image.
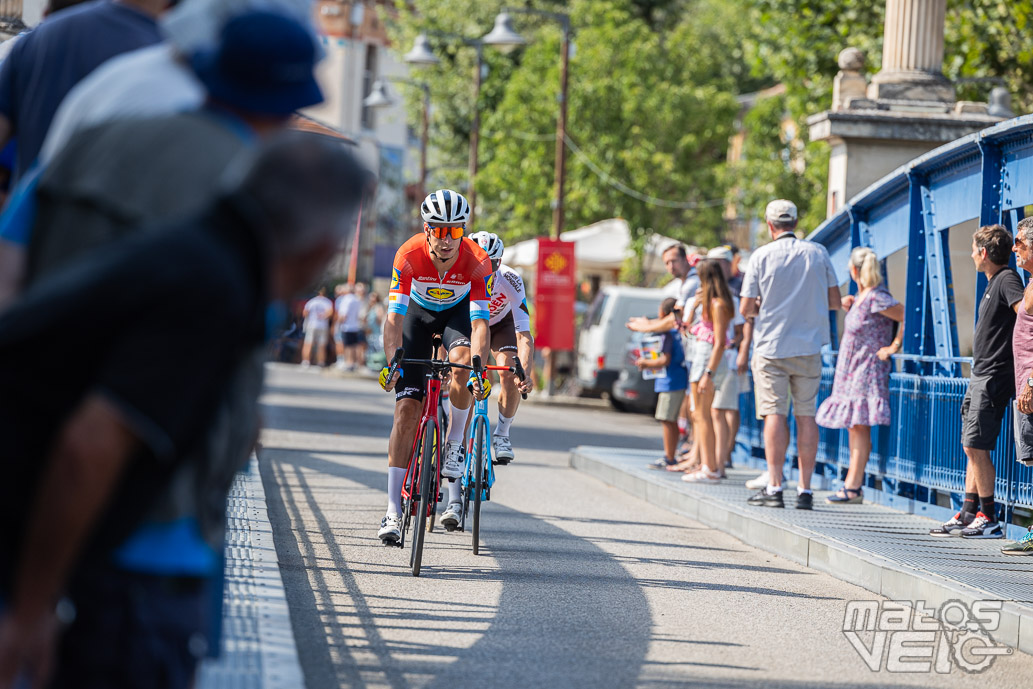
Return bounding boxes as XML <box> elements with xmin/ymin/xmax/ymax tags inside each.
<box><xmin>376</xmin><ymin>189</ymin><xmax>493</xmax><ymax>541</ymax></box>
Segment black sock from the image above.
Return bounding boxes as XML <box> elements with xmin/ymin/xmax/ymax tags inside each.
<box><xmin>961</xmin><ymin>492</ymin><xmax>978</xmax><ymax>520</ymax></box>
<box><xmin>980</xmin><ymin>496</ymin><xmax>997</xmax><ymax>521</ymax></box>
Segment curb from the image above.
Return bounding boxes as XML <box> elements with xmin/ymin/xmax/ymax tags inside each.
<box><xmin>570</xmin><ymin>446</ymin><xmax>1033</xmax><ymax>657</ymax></box>
<box><xmin>197</xmin><ymin>455</ymin><xmax>305</xmax><ymax>689</ymax></box>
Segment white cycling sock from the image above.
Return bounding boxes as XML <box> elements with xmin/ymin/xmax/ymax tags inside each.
<box><xmin>495</xmin><ymin>412</ymin><xmax>515</xmax><ymax>438</ymax></box>
<box><xmin>448</xmin><ymin>403</ymin><xmax>470</xmax><ymax>442</ymax></box>
<box><xmin>387</xmin><ymin>467</ymin><xmax>406</xmax><ymax>516</ymax></box>
<box><xmin>448</xmin><ymin>478</ymin><xmax>462</xmax><ymax>503</ymax></box>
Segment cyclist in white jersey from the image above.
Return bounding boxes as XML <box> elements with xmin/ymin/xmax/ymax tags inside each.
<box><xmin>470</xmin><ymin>232</ymin><xmax>534</xmax><ymax>463</ymax></box>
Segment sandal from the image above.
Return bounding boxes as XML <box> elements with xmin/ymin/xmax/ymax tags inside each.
<box><xmin>648</xmin><ymin>457</ymin><xmax>678</xmax><ymax>470</ymax></box>
<box><xmin>683</xmin><ymin>469</ymin><xmax>722</xmax><ymax>483</ymax></box>
<box><xmin>826</xmin><ymin>487</ymin><xmax>863</xmax><ymax>504</ymax></box>
<box><xmin>667</xmin><ymin>458</ymin><xmax>699</xmax><ymax>473</ymax></box>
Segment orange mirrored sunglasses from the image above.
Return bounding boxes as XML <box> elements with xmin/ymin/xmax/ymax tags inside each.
<box><xmin>425</xmin><ymin>222</ymin><xmax>465</xmax><ymax>239</ymax></box>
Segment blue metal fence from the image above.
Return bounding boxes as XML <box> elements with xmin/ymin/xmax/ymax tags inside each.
<box><xmin>736</xmin><ymin>353</ymin><xmax>1033</xmax><ymax>534</ymax></box>
<box><xmin>730</xmin><ymin>114</ymin><xmax>1033</xmax><ymax>535</ymax></box>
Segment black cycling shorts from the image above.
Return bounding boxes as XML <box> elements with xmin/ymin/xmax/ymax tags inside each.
<box><xmin>489</xmin><ymin>310</ymin><xmax>518</xmax><ymax>353</ymax></box>
<box><xmin>396</xmin><ymin>299</ymin><xmax>473</xmax><ymax>402</ymax></box>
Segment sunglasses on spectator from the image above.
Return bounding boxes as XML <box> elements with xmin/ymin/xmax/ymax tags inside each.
<box><xmin>425</xmin><ymin>223</ymin><xmax>465</xmax><ymax>239</ymax></box>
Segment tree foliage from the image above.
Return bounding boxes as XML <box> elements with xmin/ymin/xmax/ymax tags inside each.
<box><xmin>738</xmin><ymin>0</ymin><xmax>1033</xmax><ymax>233</ymax></box>
<box><xmin>385</xmin><ymin>0</ymin><xmax>1033</xmax><ymax>256</ymax></box>
<box><xmin>387</xmin><ymin>0</ymin><xmax>750</xmax><ymax>249</ymax></box>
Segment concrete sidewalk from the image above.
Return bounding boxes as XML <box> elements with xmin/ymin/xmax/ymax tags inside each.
<box><xmin>196</xmin><ymin>456</ymin><xmax>304</xmax><ymax>689</ymax></box>
<box><xmin>571</xmin><ymin>445</ymin><xmax>1033</xmax><ymax>656</ymax></box>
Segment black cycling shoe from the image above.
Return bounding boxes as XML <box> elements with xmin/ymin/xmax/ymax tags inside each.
<box><xmin>747</xmin><ymin>488</ymin><xmax>784</xmax><ymax>508</ymax></box>
<box><xmin>796</xmin><ymin>492</ymin><xmax>813</xmax><ymax>510</ymax></box>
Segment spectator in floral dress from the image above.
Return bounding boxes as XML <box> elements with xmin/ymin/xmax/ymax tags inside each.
<box><xmin>816</xmin><ymin>247</ymin><xmax>904</xmax><ymax>503</ymax></box>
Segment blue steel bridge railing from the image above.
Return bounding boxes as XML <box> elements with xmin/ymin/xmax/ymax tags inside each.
<box><xmin>736</xmin><ymin>351</ymin><xmax>1033</xmax><ymax>533</ymax></box>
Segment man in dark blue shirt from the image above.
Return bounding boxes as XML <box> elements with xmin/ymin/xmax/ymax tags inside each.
<box><xmin>0</xmin><ymin>0</ymin><xmax>167</xmax><ymax>182</ymax></box>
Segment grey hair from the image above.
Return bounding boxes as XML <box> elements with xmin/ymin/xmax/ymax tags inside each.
<box><xmin>770</xmin><ymin>219</ymin><xmax>798</xmax><ymax>232</ymax></box>
<box><xmin>1017</xmin><ymin>217</ymin><xmax>1033</xmax><ymax>247</ymax></box>
<box><xmin>237</xmin><ymin>132</ymin><xmax>372</xmax><ymax>256</ymax></box>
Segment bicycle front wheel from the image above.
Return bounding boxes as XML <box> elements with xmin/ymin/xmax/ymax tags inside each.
<box><xmin>412</xmin><ymin>418</ymin><xmax>436</xmax><ymax>577</ymax></box>
<box><xmin>472</xmin><ymin>416</ymin><xmax>486</xmax><ymax>555</ymax></box>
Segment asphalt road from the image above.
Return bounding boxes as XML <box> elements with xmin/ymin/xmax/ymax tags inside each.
<box><xmin>257</xmin><ymin>363</ymin><xmax>1033</xmax><ymax>689</ymax></box>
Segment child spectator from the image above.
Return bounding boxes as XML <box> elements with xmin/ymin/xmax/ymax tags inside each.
<box><xmin>637</xmin><ymin>297</ymin><xmax>688</xmax><ymax>469</ymax></box>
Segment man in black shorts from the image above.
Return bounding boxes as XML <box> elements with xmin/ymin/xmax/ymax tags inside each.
<box><xmin>376</xmin><ymin>189</ymin><xmax>493</xmax><ymax>540</ymax></box>
<box><xmin>929</xmin><ymin>224</ymin><xmax>1023</xmax><ymax>539</ymax></box>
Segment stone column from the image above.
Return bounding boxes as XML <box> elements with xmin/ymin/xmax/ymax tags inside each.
<box><xmin>868</xmin><ymin>0</ymin><xmax>954</xmax><ymax>102</ymax></box>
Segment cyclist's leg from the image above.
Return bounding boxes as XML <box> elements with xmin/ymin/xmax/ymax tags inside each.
<box><xmin>385</xmin><ymin>307</ymin><xmax>434</xmax><ymax>519</ymax></box>
<box><xmin>490</xmin><ymin>313</ymin><xmax>519</xmax><ymax>429</ymax></box>
<box><xmin>441</xmin><ymin>303</ymin><xmax>473</xmax><ymax>488</ymax></box>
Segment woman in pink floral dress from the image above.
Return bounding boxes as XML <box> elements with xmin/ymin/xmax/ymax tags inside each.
<box><xmin>816</xmin><ymin>247</ymin><xmax>905</xmax><ymax>503</ymax></box>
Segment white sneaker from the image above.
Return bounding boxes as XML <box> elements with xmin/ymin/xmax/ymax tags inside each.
<box><xmin>441</xmin><ymin>501</ymin><xmax>463</xmax><ymax>531</ymax></box>
<box><xmin>378</xmin><ymin>513</ymin><xmax>402</xmax><ymax>543</ymax></box>
<box><xmin>442</xmin><ymin>440</ymin><xmax>464</xmax><ymax>479</ymax></box>
<box><xmin>301</xmin><ymin>361</ymin><xmax>311</xmax><ymax>368</ymax></box>
<box><xmin>745</xmin><ymin>471</ymin><xmax>769</xmax><ymax>490</ymax></box>
<box><xmin>493</xmin><ymin>435</ymin><xmax>514</xmax><ymax>464</ymax></box>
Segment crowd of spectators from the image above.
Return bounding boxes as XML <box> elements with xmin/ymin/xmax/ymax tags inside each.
<box><xmin>631</xmin><ymin>199</ymin><xmax>1033</xmax><ymax>554</ymax></box>
<box><xmin>0</xmin><ymin>1</ymin><xmax>374</xmax><ymax>686</ymax></box>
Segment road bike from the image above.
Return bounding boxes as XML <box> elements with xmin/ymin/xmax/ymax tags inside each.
<box><xmin>456</xmin><ymin>356</ymin><xmax>527</xmax><ymax>555</ymax></box>
<box><xmin>383</xmin><ymin>344</ymin><xmax>480</xmax><ymax>576</ymax></box>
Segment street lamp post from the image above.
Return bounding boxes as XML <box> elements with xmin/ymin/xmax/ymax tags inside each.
<box><xmin>404</xmin><ymin>33</ymin><xmax>486</xmax><ymax>229</ymax></box>
<box><xmin>483</xmin><ymin>9</ymin><xmax>570</xmax><ymax>240</ymax></box>
<box><xmin>364</xmin><ymin>77</ymin><xmax>431</xmax><ymax>204</ymax></box>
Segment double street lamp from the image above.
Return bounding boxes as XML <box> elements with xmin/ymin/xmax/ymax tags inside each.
<box><xmin>401</xmin><ymin>8</ymin><xmax>571</xmax><ymax>239</ymax></box>
<box><xmin>482</xmin><ymin>9</ymin><xmax>570</xmax><ymax>240</ymax></box>
<box><xmin>363</xmin><ymin>77</ymin><xmax>431</xmax><ymax>207</ymax></box>
<box><xmin>404</xmin><ymin>32</ymin><xmax>486</xmax><ymax>230</ymax></box>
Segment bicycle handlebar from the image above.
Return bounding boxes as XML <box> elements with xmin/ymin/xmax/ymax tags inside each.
<box><xmin>390</xmin><ymin>349</ymin><xmax>528</xmax><ymax>400</ymax></box>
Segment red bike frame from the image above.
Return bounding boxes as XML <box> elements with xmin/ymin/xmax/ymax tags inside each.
<box><xmin>401</xmin><ymin>373</ymin><xmax>443</xmax><ymax>520</ymax></box>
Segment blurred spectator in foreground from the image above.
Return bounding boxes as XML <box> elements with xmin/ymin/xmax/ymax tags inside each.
<box><xmin>37</xmin><ymin>0</ymin><xmax>316</xmax><ymax>164</ymax></box>
<box><xmin>0</xmin><ymin>134</ymin><xmax>369</xmax><ymax>689</ymax></box>
<box><xmin>0</xmin><ymin>0</ymin><xmax>171</xmax><ymax>184</ymax></box>
<box><xmin>302</xmin><ymin>287</ymin><xmax>333</xmax><ymax>368</ymax></box>
<box><xmin>927</xmin><ymin>225</ymin><xmax>1022</xmax><ymax>539</ymax></box>
<box><xmin>816</xmin><ymin>247</ymin><xmax>903</xmax><ymax>504</ymax></box>
<box><xmin>741</xmin><ymin>199</ymin><xmax>840</xmax><ymax>510</ymax></box>
<box><xmin>23</xmin><ymin>9</ymin><xmax>322</xmax><ymax>285</ymax></box>
<box><xmin>0</xmin><ymin>9</ymin><xmax>322</xmax><ymax>307</ymax></box>
<box><xmin>1003</xmin><ymin>217</ymin><xmax>1033</xmax><ymax>555</ymax></box>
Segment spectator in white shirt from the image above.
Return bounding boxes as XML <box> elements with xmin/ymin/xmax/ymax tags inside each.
<box><xmin>302</xmin><ymin>286</ymin><xmax>333</xmax><ymax>367</ymax></box>
<box><xmin>740</xmin><ymin>199</ymin><xmax>841</xmax><ymax>510</ymax></box>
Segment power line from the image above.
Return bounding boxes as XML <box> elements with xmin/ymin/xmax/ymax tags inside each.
<box><xmin>482</xmin><ymin>129</ymin><xmax>727</xmax><ymax>210</ymax></box>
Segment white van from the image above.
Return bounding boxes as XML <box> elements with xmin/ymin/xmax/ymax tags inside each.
<box><xmin>577</xmin><ymin>285</ymin><xmax>666</xmax><ymax>396</ymax></box>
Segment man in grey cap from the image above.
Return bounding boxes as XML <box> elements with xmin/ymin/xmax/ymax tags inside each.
<box><xmin>740</xmin><ymin>199</ymin><xmax>840</xmax><ymax>509</ymax></box>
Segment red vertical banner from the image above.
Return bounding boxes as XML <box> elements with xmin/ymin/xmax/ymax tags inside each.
<box><xmin>534</xmin><ymin>238</ymin><xmax>576</xmax><ymax>350</ymax></box>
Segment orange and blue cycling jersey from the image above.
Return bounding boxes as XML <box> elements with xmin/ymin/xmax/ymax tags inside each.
<box><xmin>388</xmin><ymin>235</ymin><xmax>494</xmax><ymax>322</ymax></box>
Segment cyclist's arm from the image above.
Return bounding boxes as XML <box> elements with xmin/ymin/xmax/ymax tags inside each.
<box><xmin>471</xmin><ymin>318</ymin><xmax>489</xmax><ymax>365</ymax></box>
<box><xmin>383</xmin><ymin>311</ymin><xmax>403</xmax><ymax>360</ymax></box>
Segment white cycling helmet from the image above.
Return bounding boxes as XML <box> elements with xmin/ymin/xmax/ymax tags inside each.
<box><xmin>469</xmin><ymin>231</ymin><xmax>504</xmax><ymax>262</ymax></box>
<box><xmin>421</xmin><ymin>189</ymin><xmax>470</xmax><ymax>225</ymax></box>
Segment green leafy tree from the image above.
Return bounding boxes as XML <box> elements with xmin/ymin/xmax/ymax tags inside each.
<box><xmin>736</xmin><ymin>0</ymin><xmax>1033</xmax><ymax>233</ymax></box>
<box><xmin>387</xmin><ymin>0</ymin><xmax>751</xmax><ymax>257</ymax></box>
